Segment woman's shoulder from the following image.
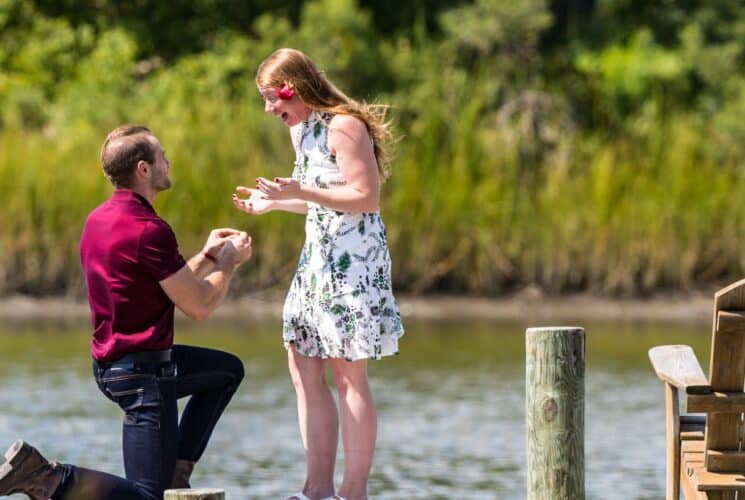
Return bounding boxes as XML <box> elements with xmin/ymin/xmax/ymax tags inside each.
<box><xmin>328</xmin><ymin>114</ymin><xmax>369</xmax><ymax>142</ymax></box>
<box><xmin>328</xmin><ymin>113</ymin><xmax>365</xmax><ymax>129</ymax></box>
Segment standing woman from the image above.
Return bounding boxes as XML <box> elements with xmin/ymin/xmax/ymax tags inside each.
<box><xmin>233</xmin><ymin>48</ymin><xmax>404</xmax><ymax>500</ymax></box>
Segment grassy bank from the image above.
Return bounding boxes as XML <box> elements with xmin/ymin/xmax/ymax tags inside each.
<box><xmin>2</xmin><ymin>102</ymin><xmax>744</xmax><ymax>297</ymax></box>
<box><xmin>2</xmin><ymin>0</ymin><xmax>745</xmax><ymax>297</ymax></box>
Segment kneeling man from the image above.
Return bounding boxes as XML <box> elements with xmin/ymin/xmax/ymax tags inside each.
<box><xmin>0</xmin><ymin>125</ymin><xmax>252</xmax><ymax>499</ymax></box>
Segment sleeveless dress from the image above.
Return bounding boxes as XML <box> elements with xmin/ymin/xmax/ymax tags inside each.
<box><xmin>282</xmin><ymin>111</ymin><xmax>404</xmax><ymax>361</ymax></box>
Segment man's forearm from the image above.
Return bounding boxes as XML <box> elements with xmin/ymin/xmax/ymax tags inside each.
<box><xmin>195</xmin><ymin>261</ymin><xmax>236</xmax><ymax>318</ymax></box>
<box><xmin>160</xmin><ymin>246</ymin><xmax>246</xmax><ymax>322</ymax></box>
<box><xmin>187</xmin><ymin>252</ymin><xmax>216</xmax><ymax>280</ymax></box>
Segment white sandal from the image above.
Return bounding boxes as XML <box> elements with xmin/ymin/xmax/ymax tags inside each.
<box><xmin>288</xmin><ymin>492</ymin><xmax>348</xmax><ymax>500</ymax></box>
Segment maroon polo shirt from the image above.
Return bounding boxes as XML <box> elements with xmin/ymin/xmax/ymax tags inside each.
<box><xmin>80</xmin><ymin>189</ymin><xmax>186</xmax><ymax>362</ymax></box>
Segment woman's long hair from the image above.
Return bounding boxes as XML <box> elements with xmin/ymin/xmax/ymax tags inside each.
<box><xmin>256</xmin><ymin>48</ymin><xmax>394</xmax><ymax>179</ymax></box>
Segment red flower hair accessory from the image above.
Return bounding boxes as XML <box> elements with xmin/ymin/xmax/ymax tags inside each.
<box><xmin>278</xmin><ymin>83</ymin><xmax>295</xmax><ymax>100</ymax></box>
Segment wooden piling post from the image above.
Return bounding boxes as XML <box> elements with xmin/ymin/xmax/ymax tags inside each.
<box><xmin>526</xmin><ymin>326</ymin><xmax>585</xmax><ymax>500</ymax></box>
<box><xmin>164</xmin><ymin>489</ymin><xmax>225</xmax><ymax>500</ymax></box>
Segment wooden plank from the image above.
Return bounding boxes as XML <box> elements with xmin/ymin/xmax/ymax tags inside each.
<box><xmin>680</xmin><ymin>479</ymin><xmax>706</xmax><ymax>499</ymax></box>
<box><xmin>666</xmin><ymin>383</ymin><xmax>681</xmax><ymax>500</ymax></box>
<box><xmin>684</xmin><ymin>451</ymin><xmax>705</xmax><ymax>463</ymax></box>
<box><xmin>708</xmin><ymin>312</ymin><xmax>745</xmax><ymax>391</ymax></box>
<box><xmin>649</xmin><ymin>345</ymin><xmax>710</xmax><ymax>393</ymax></box>
<box><xmin>164</xmin><ymin>489</ymin><xmax>225</xmax><ymax>500</ymax></box>
<box><xmin>706</xmin><ymin>450</ymin><xmax>745</xmax><ymax>471</ymax></box>
<box><xmin>705</xmin><ymin>281</ymin><xmax>745</xmax><ymax>470</ymax></box>
<box><xmin>685</xmin><ymin>460</ymin><xmax>745</xmax><ymax>494</ymax></box>
<box><xmin>686</xmin><ymin>392</ymin><xmax>745</xmax><ymax>413</ymax></box>
<box><xmin>682</xmin><ymin>443</ymin><xmax>705</xmax><ymax>489</ymax></box>
<box><xmin>686</xmin><ymin>457</ymin><xmax>705</xmax><ymax>468</ymax></box>
<box><xmin>691</xmin><ymin>468</ymin><xmax>745</xmax><ymax>490</ymax></box>
<box><xmin>683</xmin><ymin>441</ymin><xmax>705</xmax><ymax>453</ymax></box>
<box><xmin>706</xmin><ymin>492</ymin><xmax>737</xmax><ymax>500</ymax></box>
<box><xmin>680</xmin><ymin>459</ymin><xmax>708</xmax><ymax>500</ymax></box>
<box><xmin>682</xmin><ymin>429</ymin><xmax>706</xmax><ymax>441</ymax></box>
<box><xmin>705</xmin><ymin>414</ymin><xmax>743</xmax><ymax>459</ymax></box>
<box><xmin>713</xmin><ymin>279</ymin><xmax>745</xmax><ymax>312</ymax></box>
<box><xmin>718</xmin><ymin>311</ymin><xmax>745</xmax><ymax>337</ymax></box>
<box><xmin>709</xmin><ymin>278</ymin><xmax>745</xmax><ymax>391</ymax></box>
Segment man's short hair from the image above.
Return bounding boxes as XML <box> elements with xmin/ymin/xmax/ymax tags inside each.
<box><xmin>100</xmin><ymin>125</ymin><xmax>155</xmax><ymax>188</ymax></box>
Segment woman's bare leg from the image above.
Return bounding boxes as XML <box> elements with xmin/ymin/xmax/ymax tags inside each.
<box><xmin>328</xmin><ymin>359</ymin><xmax>375</xmax><ymax>500</ymax></box>
<box><xmin>288</xmin><ymin>346</ymin><xmax>337</xmax><ymax>499</ymax></box>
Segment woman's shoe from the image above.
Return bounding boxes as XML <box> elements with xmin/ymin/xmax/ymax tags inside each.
<box><xmin>287</xmin><ymin>493</ymin><xmax>312</xmax><ymax>500</ymax></box>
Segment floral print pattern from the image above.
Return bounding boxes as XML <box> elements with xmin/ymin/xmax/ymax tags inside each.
<box><xmin>283</xmin><ymin>111</ymin><xmax>404</xmax><ymax>360</ymax></box>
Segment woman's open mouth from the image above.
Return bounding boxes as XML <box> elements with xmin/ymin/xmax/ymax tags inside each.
<box><xmin>280</xmin><ymin>112</ymin><xmax>289</xmax><ymax>122</ymax></box>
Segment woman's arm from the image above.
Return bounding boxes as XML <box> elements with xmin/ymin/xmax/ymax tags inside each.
<box><xmin>257</xmin><ymin>115</ymin><xmax>380</xmax><ymax>213</ymax></box>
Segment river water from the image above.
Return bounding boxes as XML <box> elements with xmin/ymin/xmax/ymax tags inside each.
<box><xmin>0</xmin><ymin>317</ymin><xmax>710</xmax><ymax>499</ymax></box>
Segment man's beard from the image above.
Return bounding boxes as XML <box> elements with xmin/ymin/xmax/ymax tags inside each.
<box><xmin>151</xmin><ymin>171</ymin><xmax>171</xmax><ymax>191</ymax></box>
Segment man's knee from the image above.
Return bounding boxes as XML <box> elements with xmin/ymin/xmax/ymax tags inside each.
<box><xmin>224</xmin><ymin>352</ymin><xmax>245</xmax><ymax>386</ymax></box>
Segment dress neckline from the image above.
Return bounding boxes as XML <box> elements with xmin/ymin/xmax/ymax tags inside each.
<box><xmin>303</xmin><ymin>110</ymin><xmax>333</xmax><ymax>127</ymax></box>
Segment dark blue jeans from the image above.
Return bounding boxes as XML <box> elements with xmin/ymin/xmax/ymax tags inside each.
<box><xmin>52</xmin><ymin>345</ymin><xmax>244</xmax><ymax>500</ymax></box>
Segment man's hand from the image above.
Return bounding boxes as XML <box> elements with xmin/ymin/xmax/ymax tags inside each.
<box><xmin>217</xmin><ymin>232</ymin><xmax>252</xmax><ymax>269</ymax></box>
<box><xmin>229</xmin><ymin>232</ymin><xmax>253</xmax><ymax>266</ymax></box>
<box><xmin>163</xmin><ymin>231</ymin><xmax>251</xmax><ymax>322</ymax></box>
<box><xmin>202</xmin><ymin>228</ymin><xmax>241</xmax><ymax>259</ymax></box>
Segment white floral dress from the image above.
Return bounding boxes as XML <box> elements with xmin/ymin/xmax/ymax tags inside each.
<box><xmin>282</xmin><ymin>111</ymin><xmax>404</xmax><ymax>361</ymax></box>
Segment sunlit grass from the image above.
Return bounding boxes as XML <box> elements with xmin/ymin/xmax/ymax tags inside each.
<box><xmin>1</xmin><ymin>87</ymin><xmax>744</xmax><ymax>297</ymax></box>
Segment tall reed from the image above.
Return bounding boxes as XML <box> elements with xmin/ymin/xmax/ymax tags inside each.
<box><xmin>1</xmin><ymin>79</ymin><xmax>744</xmax><ymax>297</ymax></box>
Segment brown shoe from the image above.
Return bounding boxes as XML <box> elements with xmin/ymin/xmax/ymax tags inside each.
<box><xmin>170</xmin><ymin>459</ymin><xmax>195</xmax><ymax>489</ymax></box>
<box><xmin>0</xmin><ymin>440</ymin><xmax>64</xmax><ymax>500</ymax></box>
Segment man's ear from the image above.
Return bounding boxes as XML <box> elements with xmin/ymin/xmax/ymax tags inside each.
<box><xmin>135</xmin><ymin>159</ymin><xmax>150</xmax><ymax>178</ymax></box>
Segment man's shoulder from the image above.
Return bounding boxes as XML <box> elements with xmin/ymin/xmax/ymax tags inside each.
<box><xmin>85</xmin><ymin>198</ymin><xmax>167</xmax><ymax>225</ymax></box>
<box><xmin>84</xmin><ymin>197</ymin><xmax>111</xmax><ymax>218</ymax></box>
<box><xmin>82</xmin><ymin>200</ymin><xmax>170</xmax><ymax>247</ymax></box>
<box><xmin>139</xmin><ymin>215</ymin><xmax>179</xmax><ymax>250</ymax></box>
<box><xmin>141</xmin><ymin>214</ymin><xmax>176</xmax><ymax>236</ymax></box>
<box><xmin>82</xmin><ymin>199</ymin><xmax>116</xmax><ymax>235</ymax></box>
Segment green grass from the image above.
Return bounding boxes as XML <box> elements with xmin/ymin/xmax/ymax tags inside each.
<box><xmin>1</xmin><ymin>88</ymin><xmax>744</xmax><ymax>297</ymax></box>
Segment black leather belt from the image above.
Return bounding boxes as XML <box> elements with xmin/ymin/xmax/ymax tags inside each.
<box><xmin>101</xmin><ymin>349</ymin><xmax>174</xmax><ymax>375</ymax></box>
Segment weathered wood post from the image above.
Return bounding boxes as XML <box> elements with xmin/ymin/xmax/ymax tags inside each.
<box><xmin>164</xmin><ymin>489</ymin><xmax>225</xmax><ymax>500</ymax></box>
<box><xmin>526</xmin><ymin>326</ymin><xmax>585</xmax><ymax>500</ymax></box>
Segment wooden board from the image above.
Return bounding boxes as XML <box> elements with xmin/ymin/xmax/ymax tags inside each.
<box><xmin>705</xmin><ymin>280</ymin><xmax>745</xmax><ymax>460</ymax></box>
<box><xmin>649</xmin><ymin>345</ymin><xmax>710</xmax><ymax>393</ymax></box>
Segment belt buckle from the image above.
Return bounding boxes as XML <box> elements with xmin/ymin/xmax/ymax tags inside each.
<box><xmin>109</xmin><ymin>361</ymin><xmax>135</xmax><ymax>372</ymax></box>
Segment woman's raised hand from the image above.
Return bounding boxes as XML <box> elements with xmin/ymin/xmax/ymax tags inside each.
<box><xmin>256</xmin><ymin>176</ymin><xmax>302</xmax><ymax>200</ymax></box>
<box><xmin>232</xmin><ymin>186</ymin><xmax>273</xmax><ymax>215</ymax></box>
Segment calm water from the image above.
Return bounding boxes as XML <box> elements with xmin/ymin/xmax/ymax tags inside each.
<box><xmin>0</xmin><ymin>317</ymin><xmax>711</xmax><ymax>499</ymax></box>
